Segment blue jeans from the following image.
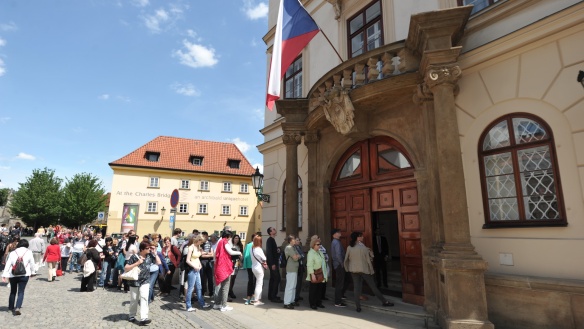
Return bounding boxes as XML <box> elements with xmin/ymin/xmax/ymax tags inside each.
<box><xmin>186</xmin><ymin>269</ymin><xmax>204</xmax><ymax>309</ymax></box>
<box><xmin>148</xmin><ymin>271</ymin><xmax>158</xmax><ymax>303</ymax></box>
<box><xmin>99</xmin><ymin>261</ymin><xmax>110</xmax><ymax>286</ymax></box>
<box><xmin>9</xmin><ymin>276</ymin><xmax>29</xmax><ymax>310</ymax></box>
<box><xmin>70</xmin><ymin>252</ymin><xmax>82</xmax><ymax>272</ymax></box>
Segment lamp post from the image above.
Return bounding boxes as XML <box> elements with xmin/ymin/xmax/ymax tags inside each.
<box><xmin>251</xmin><ymin>167</ymin><xmax>270</xmax><ymax>203</ymax></box>
<box><xmin>161</xmin><ymin>206</ymin><xmax>166</xmax><ymax>220</ymax></box>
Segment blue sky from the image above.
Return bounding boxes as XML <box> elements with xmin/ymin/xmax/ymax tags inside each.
<box><xmin>0</xmin><ymin>0</ymin><xmax>269</xmax><ymax>192</ymax></box>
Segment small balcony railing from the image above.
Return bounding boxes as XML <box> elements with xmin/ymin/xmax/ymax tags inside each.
<box><xmin>307</xmin><ymin>41</ymin><xmax>418</xmax><ymax>112</ymax></box>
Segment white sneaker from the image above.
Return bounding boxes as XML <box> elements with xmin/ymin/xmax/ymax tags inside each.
<box><xmin>202</xmin><ymin>303</ymin><xmax>212</xmax><ymax>308</ymax></box>
<box><xmin>220</xmin><ymin>306</ymin><xmax>233</xmax><ymax>312</ymax></box>
<box><xmin>213</xmin><ymin>305</ymin><xmax>221</xmax><ymax>310</ymax></box>
<box><xmin>187</xmin><ymin>307</ymin><xmax>196</xmax><ymax>312</ymax></box>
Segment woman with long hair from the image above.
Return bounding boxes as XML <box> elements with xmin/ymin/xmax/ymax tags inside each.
<box><xmin>344</xmin><ymin>231</ymin><xmax>393</xmax><ymax>312</ymax></box>
<box><xmin>185</xmin><ymin>235</ymin><xmax>210</xmax><ymax>311</ymax></box>
<box><xmin>250</xmin><ymin>235</ymin><xmax>267</xmax><ymax>306</ymax></box>
<box><xmin>306</xmin><ymin>237</ymin><xmax>327</xmax><ymax>310</ymax></box>
<box><xmin>81</xmin><ymin>239</ymin><xmax>101</xmax><ymax>292</ymax></box>
<box><xmin>99</xmin><ymin>237</ymin><xmax>115</xmax><ymax>287</ymax></box>
<box><xmin>160</xmin><ymin>236</ymin><xmax>181</xmax><ymax>296</ymax></box>
<box><xmin>2</xmin><ymin>239</ymin><xmax>35</xmax><ymax>315</ymax></box>
<box><xmin>228</xmin><ymin>234</ymin><xmax>244</xmax><ymax>300</ymax></box>
<box><xmin>42</xmin><ymin>238</ymin><xmax>61</xmax><ymax>282</ymax></box>
<box><xmin>242</xmin><ymin>233</ymin><xmax>257</xmax><ymax>305</ymax></box>
<box><xmin>60</xmin><ymin>238</ymin><xmax>71</xmax><ymax>277</ymax></box>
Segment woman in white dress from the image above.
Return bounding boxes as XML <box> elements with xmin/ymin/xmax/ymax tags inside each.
<box><xmin>250</xmin><ymin>235</ymin><xmax>267</xmax><ymax>306</ymax></box>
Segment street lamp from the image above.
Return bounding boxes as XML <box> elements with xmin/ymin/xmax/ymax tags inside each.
<box><xmin>578</xmin><ymin>70</ymin><xmax>584</xmax><ymax>89</ymax></box>
<box><xmin>251</xmin><ymin>167</ymin><xmax>270</xmax><ymax>203</ymax></box>
<box><xmin>161</xmin><ymin>206</ymin><xmax>166</xmax><ymax>220</ymax></box>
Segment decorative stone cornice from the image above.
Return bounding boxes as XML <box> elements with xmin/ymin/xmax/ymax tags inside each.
<box><xmin>282</xmin><ymin>132</ymin><xmax>303</xmax><ymax>145</ymax></box>
<box><xmin>424</xmin><ymin>64</ymin><xmax>462</xmax><ymax>90</ymax></box>
<box><xmin>325</xmin><ymin>0</ymin><xmax>342</xmax><ymax>20</ymax></box>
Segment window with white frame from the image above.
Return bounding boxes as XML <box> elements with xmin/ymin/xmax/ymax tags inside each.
<box><xmin>222</xmin><ymin>205</ymin><xmax>231</xmax><ymax>215</ymax></box>
<box><xmin>223</xmin><ymin>182</ymin><xmax>232</xmax><ymax>192</ymax></box>
<box><xmin>200</xmin><ymin>181</ymin><xmax>209</xmax><ymax>191</ymax></box>
<box><xmin>147</xmin><ymin>202</ymin><xmax>157</xmax><ymax>212</ymax></box>
<box><xmin>178</xmin><ymin>203</ymin><xmax>188</xmax><ymax>214</ymax></box>
<box><xmin>348</xmin><ymin>0</ymin><xmax>383</xmax><ymax>58</ymax></box>
<box><xmin>198</xmin><ymin>204</ymin><xmax>208</xmax><ymax>214</ymax></box>
<box><xmin>240</xmin><ymin>183</ymin><xmax>249</xmax><ymax>193</ymax></box>
<box><xmin>149</xmin><ymin>177</ymin><xmax>159</xmax><ymax>188</ymax></box>
<box><xmin>239</xmin><ymin>232</ymin><xmax>246</xmax><ymax>241</ymax></box>
<box><xmin>239</xmin><ymin>206</ymin><xmax>248</xmax><ymax>216</ymax></box>
<box><xmin>181</xmin><ymin>180</ymin><xmax>190</xmax><ymax>189</ymax></box>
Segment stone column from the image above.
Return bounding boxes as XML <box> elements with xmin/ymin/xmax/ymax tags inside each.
<box><xmin>304</xmin><ymin>131</ymin><xmax>320</xmax><ymax>239</ymax></box>
<box><xmin>424</xmin><ymin>64</ymin><xmax>493</xmax><ymax>329</ymax></box>
<box><xmin>282</xmin><ymin>131</ymin><xmax>302</xmax><ymax>237</ymax></box>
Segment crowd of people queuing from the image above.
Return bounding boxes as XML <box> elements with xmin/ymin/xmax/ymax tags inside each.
<box><xmin>0</xmin><ymin>221</ymin><xmax>395</xmax><ymax>325</ymax></box>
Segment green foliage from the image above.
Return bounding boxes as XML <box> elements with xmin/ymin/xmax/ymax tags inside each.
<box><xmin>9</xmin><ymin>168</ymin><xmax>63</xmax><ymax>229</ymax></box>
<box><xmin>60</xmin><ymin>172</ymin><xmax>106</xmax><ymax>228</ymax></box>
<box><xmin>0</xmin><ymin>188</ymin><xmax>9</xmax><ymax>207</ymax></box>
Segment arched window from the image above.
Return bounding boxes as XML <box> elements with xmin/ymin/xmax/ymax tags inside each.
<box><xmin>478</xmin><ymin>114</ymin><xmax>566</xmax><ymax>228</ymax></box>
<box><xmin>282</xmin><ymin>176</ymin><xmax>302</xmax><ymax>230</ymax></box>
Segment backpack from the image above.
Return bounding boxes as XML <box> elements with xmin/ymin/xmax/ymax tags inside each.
<box><xmin>279</xmin><ymin>250</ymin><xmax>288</xmax><ymax>269</ymax></box>
<box><xmin>78</xmin><ymin>253</ymin><xmax>88</xmax><ymax>266</ymax></box>
<box><xmin>12</xmin><ymin>250</ymin><xmax>28</xmax><ymax>276</ymax></box>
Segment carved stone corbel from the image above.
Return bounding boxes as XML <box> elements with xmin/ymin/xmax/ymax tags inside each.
<box><xmin>325</xmin><ymin>0</ymin><xmax>342</xmax><ymax>20</ymax></box>
<box><xmin>424</xmin><ymin>64</ymin><xmax>462</xmax><ymax>90</ymax></box>
<box><xmin>304</xmin><ymin>131</ymin><xmax>319</xmax><ymax>145</ymax></box>
<box><xmin>282</xmin><ymin>132</ymin><xmax>303</xmax><ymax>145</ymax></box>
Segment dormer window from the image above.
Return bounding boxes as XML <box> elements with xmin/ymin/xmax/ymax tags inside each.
<box><xmin>228</xmin><ymin>159</ymin><xmax>240</xmax><ymax>169</ymax></box>
<box><xmin>145</xmin><ymin>152</ymin><xmax>160</xmax><ymax>162</ymax></box>
<box><xmin>190</xmin><ymin>156</ymin><xmax>204</xmax><ymax>166</ymax></box>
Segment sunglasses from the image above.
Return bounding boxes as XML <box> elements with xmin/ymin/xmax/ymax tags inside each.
<box><xmin>316</xmin><ymin>243</ymin><xmax>321</xmax><ymax>246</ymax></box>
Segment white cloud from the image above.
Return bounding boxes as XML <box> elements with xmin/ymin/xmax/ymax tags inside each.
<box><xmin>0</xmin><ymin>22</ymin><xmax>17</xmax><ymax>31</ymax></box>
<box><xmin>244</xmin><ymin>2</ymin><xmax>268</xmax><ymax>20</ymax></box>
<box><xmin>143</xmin><ymin>8</ymin><xmax>169</xmax><ymax>33</ymax></box>
<box><xmin>230</xmin><ymin>138</ymin><xmax>251</xmax><ymax>154</ymax></box>
<box><xmin>131</xmin><ymin>0</ymin><xmax>149</xmax><ymax>7</ymax></box>
<box><xmin>117</xmin><ymin>95</ymin><xmax>131</xmax><ymax>102</ymax></box>
<box><xmin>0</xmin><ymin>38</ymin><xmax>6</xmax><ymax>47</ymax></box>
<box><xmin>174</xmin><ymin>40</ymin><xmax>218</xmax><ymax>68</ymax></box>
<box><xmin>0</xmin><ymin>58</ymin><xmax>5</xmax><ymax>76</ymax></box>
<box><xmin>16</xmin><ymin>152</ymin><xmax>36</xmax><ymax>160</ymax></box>
<box><xmin>186</xmin><ymin>29</ymin><xmax>197</xmax><ymax>39</ymax></box>
<box><xmin>171</xmin><ymin>82</ymin><xmax>201</xmax><ymax>97</ymax></box>
<box><xmin>98</xmin><ymin>94</ymin><xmax>110</xmax><ymax>100</ymax></box>
<box><xmin>0</xmin><ymin>117</ymin><xmax>9</xmax><ymax>124</ymax></box>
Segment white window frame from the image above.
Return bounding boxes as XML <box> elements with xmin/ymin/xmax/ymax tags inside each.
<box><xmin>221</xmin><ymin>205</ymin><xmax>231</xmax><ymax>215</ymax></box>
<box><xmin>239</xmin><ymin>232</ymin><xmax>246</xmax><ymax>241</ymax></box>
<box><xmin>149</xmin><ymin>177</ymin><xmax>159</xmax><ymax>188</ymax></box>
<box><xmin>178</xmin><ymin>203</ymin><xmax>188</xmax><ymax>214</ymax></box>
<box><xmin>198</xmin><ymin>204</ymin><xmax>208</xmax><ymax>214</ymax></box>
<box><xmin>239</xmin><ymin>205</ymin><xmax>248</xmax><ymax>216</ymax></box>
<box><xmin>240</xmin><ymin>183</ymin><xmax>249</xmax><ymax>193</ymax></box>
<box><xmin>223</xmin><ymin>182</ymin><xmax>232</xmax><ymax>192</ymax></box>
<box><xmin>147</xmin><ymin>202</ymin><xmax>157</xmax><ymax>212</ymax></box>
<box><xmin>199</xmin><ymin>181</ymin><xmax>209</xmax><ymax>191</ymax></box>
<box><xmin>181</xmin><ymin>180</ymin><xmax>190</xmax><ymax>189</ymax></box>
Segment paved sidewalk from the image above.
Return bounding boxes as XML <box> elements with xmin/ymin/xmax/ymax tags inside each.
<box><xmin>0</xmin><ymin>267</ymin><xmax>437</xmax><ymax>329</ymax></box>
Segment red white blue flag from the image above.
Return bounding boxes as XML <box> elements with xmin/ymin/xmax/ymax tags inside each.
<box><xmin>266</xmin><ymin>0</ymin><xmax>319</xmax><ymax>111</ymax></box>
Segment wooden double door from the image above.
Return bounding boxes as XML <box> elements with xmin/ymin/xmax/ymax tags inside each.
<box><xmin>330</xmin><ymin>137</ymin><xmax>424</xmax><ymax>305</ymax></box>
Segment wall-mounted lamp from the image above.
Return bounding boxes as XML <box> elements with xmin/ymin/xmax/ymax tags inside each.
<box><xmin>578</xmin><ymin>70</ymin><xmax>584</xmax><ymax>88</ymax></box>
<box><xmin>251</xmin><ymin>166</ymin><xmax>270</xmax><ymax>203</ymax></box>
<box><xmin>161</xmin><ymin>206</ymin><xmax>166</xmax><ymax>220</ymax></box>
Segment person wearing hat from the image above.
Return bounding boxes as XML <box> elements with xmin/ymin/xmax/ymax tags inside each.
<box><xmin>331</xmin><ymin>229</ymin><xmax>348</xmax><ymax>307</ymax></box>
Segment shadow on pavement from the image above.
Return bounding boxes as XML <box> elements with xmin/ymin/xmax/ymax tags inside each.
<box><xmin>102</xmin><ymin>313</ymin><xmax>129</xmax><ymax>322</ymax></box>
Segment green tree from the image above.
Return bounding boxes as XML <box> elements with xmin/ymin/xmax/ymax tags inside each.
<box><xmin>61</xmin><ymin>172</ymin><xmax>106</xmax><ymax>228</ymax></box>
<box><xmin>0</xmin><ymin>188</ymin><xmax>9</xmax><ymax>207</ymax></box>
<box><xmin>9</xmin><ymin>168</ymin><xmax>63</xmax><ymax>229</ymax></box>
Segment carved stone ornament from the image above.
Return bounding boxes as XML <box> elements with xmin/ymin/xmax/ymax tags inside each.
<box><xmin>325</xmin><ymin>0</ymin><xmax>342</xmax><ymax>20</ymax></box>
<box><xmin>413</xmin><ymin>83</ymin><xmax>433</xmax><ymax>106</ymax></box>
<box><xmin>321</xmin><ymin>87</ymin><xmax>355</xmax><ymax>135</ymax></box>
<box><xmin>304</xmin><ymin>131</ymin><xmax>319</xmax><ymax>144</ymax></box>
<box><xmin>425</xmin><ymin>64</ymin><xmax>462</xmax><ymax>90</ymax></box>
<box><xmin>282</xmin><ymin>132</ymin><xmax>302</xmax><ymax>145</ymax></box>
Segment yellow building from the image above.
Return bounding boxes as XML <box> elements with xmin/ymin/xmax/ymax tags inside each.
<box><xmin>107</xmin><ymin>136</ymin><xmax>260</xmax><ymax>242</ymax></box>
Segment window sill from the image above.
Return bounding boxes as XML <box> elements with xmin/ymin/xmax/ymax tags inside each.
<box><xmin>196</xmin><ymin>213</ymin><xmax>208</xmax><ymax>215</ymax></box>
<box><xmin>177</xmin><ymin>213</ymin><xmax>189</xmax><ymax>215</ymax></box>
<box><xmin>198</xmin><ymin>189</ymin><xmax>210</xmax><ymax>192</ymax></box>
<box><xmin>482</xmin><ymin>220</ymin><xmax>568</xmax><ymax>229</ymax></box>
<box><xmin>179</xmin><ymin>188</ymin><xmax>191</xmax><ymax>191</ymax></box>
<box><xmin>221</xmin><ymin>191</ymin><xmax>232</xmax><ymax>193</ymax></box>
<box><xmin>220</xmin><ymin>214</ymin><xmax>231</xmax><ymax>216</ymax></box>
<box><xmin>145</xmin><ymin>212</ymin><xmax>158</xmax><ymax>214</ymax></box>
<box><xmin>238</xmin><ymin>192</ymin><xmax>249</xmax><ymax>194</ymax></box>
<box><xmin>147</xmin><ymin>186</ymin><xmax>160</xmax><ymax>189</ymax></box>
<box><xmin>238</xmin><ymin>214</ymin><xmax>249</xmax><ymax>217</ymax></box>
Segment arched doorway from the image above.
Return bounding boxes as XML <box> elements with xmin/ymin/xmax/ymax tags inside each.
<box><xmin>330</xmin><ymin>136</ymin><xmax>424</xmax><ymax>305</ymax></box>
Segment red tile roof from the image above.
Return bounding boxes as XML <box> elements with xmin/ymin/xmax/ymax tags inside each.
<box><xmin>109</xmin><ymin>136</ymin><xmax>255</xmax><ymax>177</ymax></box>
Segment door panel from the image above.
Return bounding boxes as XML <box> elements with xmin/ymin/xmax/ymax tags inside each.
<box><xmin>331</xmin><ymin>189</ymin><xmax>371</xmax><ymax>248</ymax></box>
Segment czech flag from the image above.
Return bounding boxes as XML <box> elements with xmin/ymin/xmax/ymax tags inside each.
<box><xmin>266</xmin><ymin>0</ymin><xmax>319</xmax><ymax>111</ymax></box>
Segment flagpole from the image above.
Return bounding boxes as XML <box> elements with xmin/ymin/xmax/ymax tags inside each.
<box><xmin>319</xmin><ymin>29</ymin><xmax>344</xmax><ymax>63</ymax></box>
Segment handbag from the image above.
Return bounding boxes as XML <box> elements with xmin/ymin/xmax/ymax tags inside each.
<box><xmin>121</xmin><ymin>265</ymin><xmax>141</xmax><ymax>281</ymax></box>
<box><xmin>83</xmin><ymin>259</ymin><xmax>95</xmax><ymax>277</ymax></box>
<box><xmin>311</xmin><ymin>267</ymin><xmax>324</xmax><ymax>283</ymax></box>
<box><xmin>56</xmin><ymin>261</ymin><xmax>63</xmax><ymax>276</ymax></box>
<box><xmin>115</xmin><ymin>252</ymin><xmax>126</xmax><ymax>271</ymax></box>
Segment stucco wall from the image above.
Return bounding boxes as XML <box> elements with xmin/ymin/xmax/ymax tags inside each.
<box><xmin>458</xmin><ymin>19</ymin><xmax>584</xmax><ymax>280</ymax></box>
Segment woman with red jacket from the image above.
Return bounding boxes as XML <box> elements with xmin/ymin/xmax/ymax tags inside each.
<box><xmin>160</xmin><ymin>237</ymin><xmax>181</xmax><ymax>295</ymax></box>
<box><xmin>42</xmin><ymin>238</ymin><xmax>61</xmax><ymax>282</ymax></box>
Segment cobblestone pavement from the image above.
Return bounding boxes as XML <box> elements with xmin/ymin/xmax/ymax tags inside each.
<box><xmin>0</xmin><ymin>258</ymin><xmax>435</xmax><ymax>329</ymax></box>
